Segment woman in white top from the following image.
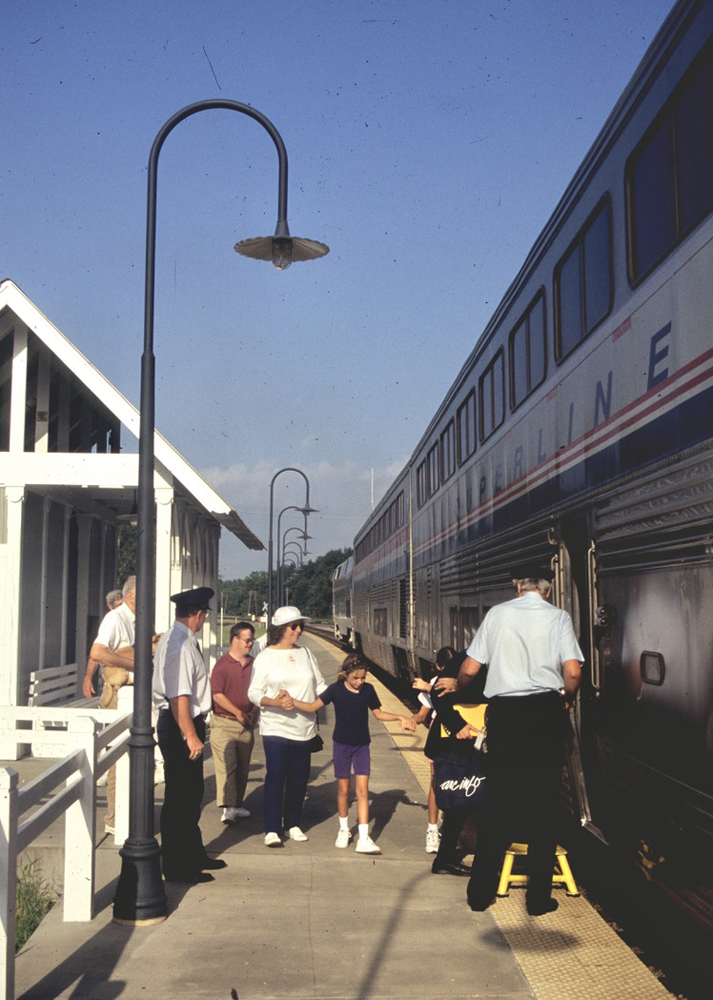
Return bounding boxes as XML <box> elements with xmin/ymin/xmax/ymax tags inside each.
<box><xmin>247</xmin><ymin>606</ymin><xmax>327</xmax><ymax>847</ymax></box>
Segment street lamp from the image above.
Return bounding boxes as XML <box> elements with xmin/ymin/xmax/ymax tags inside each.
<box><xmin>112</xmin><ymin>100</ymin><xmax>328</xmax><ymax>925</ymax></box>
<box><xmin>267</xmin><ymin>469</ymin><xmax>317</xmax><ymax>624</ymax></box>
<box><xmin>276</xmin><ymin>505</ymin><xmax>311</xmax><ymax>611</ymax></box>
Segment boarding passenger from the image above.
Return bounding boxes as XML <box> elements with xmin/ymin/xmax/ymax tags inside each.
<box><xmin>411</xmin><ymin>645</ymin><xmax>461</xmax><ymax>853</ymax></box>
<box><xmin>247</xmin><ymin>606</ymin><xmax>327</xmax><ymax>847</ymax></box>
<box><xmin>457</xmin><ymin>566</ymin><xmax>583</xmax><ymax>915</ymax></box>
<box><xmin>153</xmin><ymin>586</ymin><xmax>227</xmax><ymax>884</ymax></box>
<box><xmin>291</xmin><ymin>653</ymin><xmax>416</xmax><ymax>855</ymax></box>
<box><xmin>210</xmin><ymin>621</ymin><xmax>258</xmax><ymax>823</ymax></box>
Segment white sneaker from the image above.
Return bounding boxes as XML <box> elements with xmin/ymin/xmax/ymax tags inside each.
<box><xmin>221</xmin><ymin>807</ymin><xmax>239</xmax><ymax>824</ymax></box>
<box><xmin>104</xmin><ymin>823</ymin><xmax>115</xmax><ymax>835</ymax></box>
<box><xmin>425</xmin><ymin>828</ymin><xmax>440</xmax><ymax>854</ymax></box>
<box><xmin>287</xmin><ymin>826</ymin><xmax>309</xmax><ymax>842</ymax></box>
<box><xmin>234</xmin><ymin>806</ymin><xmax>251</xmax><ymax>818</ymax></box>
<box><xmin>264</xmin><ymin>832</ymin><xmax>283</xmax><ymax>847</ymax></box>
<box><xmin>335</xmin><ymin>828</ymin><xmax>351</xmax><ymax>849</ymax></box>
<box><xmin>355</xmin><ymin>836</ymin><xmax>381</xmax><ymax>854</ymax></box>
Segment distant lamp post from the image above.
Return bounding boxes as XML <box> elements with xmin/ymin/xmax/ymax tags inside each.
<box><xmin>267</xmin><ymin>469</ymin><xmax>317</xmax><ymax>623</ymax></box>
<box><xmin>279</xmin><ymin>524</ymin><xmax>309</xmax><ymax>604</ymax></box>
<box><xmin>112</xmin><ymin>100</ymin><xmax>328</xmax><ymax>926</ymax></box>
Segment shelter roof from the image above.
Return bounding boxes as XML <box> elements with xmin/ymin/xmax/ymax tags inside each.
<box><xmin>0</xmin><ymin>279</ymin><xmax>263</xmax><ymax>550</ymax></box>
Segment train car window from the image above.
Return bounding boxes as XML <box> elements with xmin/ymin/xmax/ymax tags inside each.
<box><xmin>479</xmin><ymin>351</ymin><xmax>505</xmax><ymax>442</ymax></box>
<box><xmin>456</xmin><ymin>388</ymin><xmax>476</xmax><ymax>465</ymax></box>
<box><xmin>628</xmin><ymin>42</ymin><xmax>713</xmax><ymax>283</ymax></box>
<box><xmin>629</xmin><ymin>125</ymin><xmax>676</xmax><ymax>280</ymax></box>
<box><xmin>440</xmin><ymin>420</ymin><xmax>456</xmax><ymax>483</ymax></box>
<box><xmin>555</xmin><ymin>198</ymin><xmax>612</xmax><ymax>361</ymax></box>
<box><xmin>509</xmin><ymin>291</ymin><xmax>547</xmax><ymax>410</ymax></box>
<box><xmin>640</xmin><ymin>650</ymin><xmax>665</xmax><ymax>686</ymax></box>
<box><xmin>416</xmin><ymin>460</ymin><xmax>427</xmax><ymax>508</ymax></box>
<box><xmin>373</xmin><ymin>608</ymin><xmax>387</xmax><ymax>636</ymax></box>
<box><xmin>676</xmin><ymin>52</ymin><xmax>713</xmax><ymax>233</ymax></box>
<box><xmin>427</xmin><ymin>442</ymin><xmax>440</xmax><ymax>497</ymax></box>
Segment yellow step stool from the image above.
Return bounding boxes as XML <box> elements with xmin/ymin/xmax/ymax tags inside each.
<box><xmin>497</xmin><ymin>842</ymin><xmax>580</xmax><ymax>897</ymax></box>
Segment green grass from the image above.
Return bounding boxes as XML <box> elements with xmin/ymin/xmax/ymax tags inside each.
<box><xmin>15</xmin><ymin>859</ymin><xmax>56</xmax><ymax>952</ymax></box>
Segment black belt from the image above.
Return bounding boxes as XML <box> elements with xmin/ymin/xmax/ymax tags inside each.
<box><xmin>159</xmin><ymin>708</ymin><xmax>207</xmax><ymax>722</ymax></box>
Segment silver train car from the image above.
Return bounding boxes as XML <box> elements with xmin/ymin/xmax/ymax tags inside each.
<box><xmin>350</xmin><ymin>0</ymin><xmax>713</xmax><ymax>946</ymax></box>
<box><xmin>331</xmin><ymin>554</ymin><xmax>356</xmax><ymax>648</ymax></box>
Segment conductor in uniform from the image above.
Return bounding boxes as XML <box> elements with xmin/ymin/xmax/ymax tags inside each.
<box><xmin>152</xmin><ymin>586</ymin><xmax>227</xmax><ymax>884</ymax></box>
<box><xmin>457</xmin><ymin>565</ymin><xmax>583</xmax><ymax>915</ymax></box>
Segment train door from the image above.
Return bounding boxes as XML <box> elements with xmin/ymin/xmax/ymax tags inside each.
<box><xmin>553</xmin><ymin>514</ymin><xmax>607</xmax><ymax>840</ymax></box>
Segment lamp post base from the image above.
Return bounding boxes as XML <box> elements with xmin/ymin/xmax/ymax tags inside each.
<box><xmin>112</xmin><ymin>837</ymin><xmax>168</xmax><ymax>924</ymax></box>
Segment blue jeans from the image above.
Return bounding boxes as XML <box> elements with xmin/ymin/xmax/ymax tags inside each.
<box><xmin>262</xmin><ymin>735</ymin><xmax>312</xmax><ymax>834</ymax></box>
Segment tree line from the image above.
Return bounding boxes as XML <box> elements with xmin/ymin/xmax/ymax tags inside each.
<box><xmin>118</xmin><ymin>525</ymin><xmax>350</xmax><ymax>622</ymax></box>
<box><xmin>220</xmin><ymin>548</ymin><xmax>352</xmax><ymax>621</ymax></box>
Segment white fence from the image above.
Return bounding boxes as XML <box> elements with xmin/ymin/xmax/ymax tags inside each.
<box><xmin>0</xmin><ymin>705</ymin><xmax>132</xmax><ymax>1000</ymax></box>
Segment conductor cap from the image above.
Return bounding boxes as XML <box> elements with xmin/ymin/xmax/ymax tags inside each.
<box><xmin>171</xmin><ymin>586</ymin><xmax>214</xmax><ymax>616</ymax></box>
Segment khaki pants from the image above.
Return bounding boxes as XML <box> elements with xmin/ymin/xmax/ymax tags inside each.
<box><xmin>99</xmin><ymin>666</ymin><xmax>132</xmax><ymax>826</ymax></box>
<box><xmin>210</xmin><ymin>714</ymin><xmax>255</xmax><ymax>809</ymax></box>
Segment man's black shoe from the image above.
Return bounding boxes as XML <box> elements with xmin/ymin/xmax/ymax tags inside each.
<box><xmin>467</xmin><ymin>895</ymin><xmax>495</xmax><ymax>911</ymax></box>
<box><xmin>431</xmin><ymin>861</ymin><xmax>472</xmax><ymax>877</ymax></box>
<box><xmin>164</xmin><ymin>871</ymin><xmax>215</xmax><ymax>884</ymax></box>
<box><xmin>201</xmin><ymin>857</ymin><xmax>228</xmax><ymax>870</ymax></box>
<box><xmin>526</xmin><ymin>897</ymin><xmax>559</xmax><ymax>916</ymax></box>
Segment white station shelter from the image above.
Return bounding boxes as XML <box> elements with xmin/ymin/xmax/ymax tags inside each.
<box><xmin>0</xmin><ymin>279</ymin><xmax>263</xmax><ymax>731</ymax></box>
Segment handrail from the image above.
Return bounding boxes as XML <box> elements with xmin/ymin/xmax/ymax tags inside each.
<box><xmin>0</xmin><ymin>706</ymin><xmax>132</xmax><ymax>1000</ymax></box>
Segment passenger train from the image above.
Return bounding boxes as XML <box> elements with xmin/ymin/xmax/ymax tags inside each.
<box><xmin>345</xmin><ymin>0</ymin><xmax>713</xmax><ymax>956</ymax></box>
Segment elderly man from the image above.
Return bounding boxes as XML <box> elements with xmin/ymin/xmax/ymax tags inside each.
<box><xmin>153</xmin><ymin>586</ymin><xmax>227</xmax><ymax>885</ymax></box>
<box><xmin>210</xmin><ymin>621</ymin><xmax>258</xmax><ymax>823</ymax></box>
<box><xmin>457</xmin><ymin>565</ymin><xmax>583</xmax><ymax>916</ymax></box>
<box><xmin>82</xmin><ymin>588</ymin><xmax>126</xmax><ymax>700</ymax></box>
<box><xmin>86</xmin><ymin>576</ymin><xmax>136</xmax><ymax>835</ymax></box>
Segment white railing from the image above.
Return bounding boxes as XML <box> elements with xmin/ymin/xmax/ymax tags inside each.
<box><xmin>0</xmin><ymin>705</ymin><xmax>131</xmax><ymax>1000</ymax></box>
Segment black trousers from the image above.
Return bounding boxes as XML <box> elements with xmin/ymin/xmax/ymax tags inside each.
<box><xmin>468</xmin><ymin>692</ymin><xmax>568</xmax><ymax>906</ymax></box>
<box><xmin>157</xmin><ymin>709</ymin><xmax>209</xmax><ymax>878</ymax></box>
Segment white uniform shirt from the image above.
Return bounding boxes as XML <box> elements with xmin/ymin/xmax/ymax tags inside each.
<box><xmin>247</xmin><ymin>645</ymin><xmax>327</xmax><ymax>741</ymax></box>
<box><xmin>152</xmin><ymin>621</ymin><xmax>211</xmax><ymax>718</ymax></box>
<box><xmin>467</xmin><ymin>592</ymin><xmax>584</xmax><ymax>699</ymax></box>
<box><xmin>94</xmin><ymin>602</ymin><xmax>135</xmax><ymax>650</ymax></box>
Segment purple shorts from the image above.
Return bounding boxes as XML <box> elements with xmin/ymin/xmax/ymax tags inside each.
<box><xmin>332</xmin><ymin>740</ymin><xmax>371</xmax><ymax>779</ymax></box>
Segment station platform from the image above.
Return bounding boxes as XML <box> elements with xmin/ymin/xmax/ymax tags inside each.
<box><xmin>13</xmin><ymin>634</ymin><xmax>674</xmax><ymax>1000</ymax></box>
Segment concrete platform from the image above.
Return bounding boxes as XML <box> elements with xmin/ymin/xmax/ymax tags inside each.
<box><xmin>11</xmin><ymin>635</ymin><xmax>674</xmax><ymax>1000</ymax></box>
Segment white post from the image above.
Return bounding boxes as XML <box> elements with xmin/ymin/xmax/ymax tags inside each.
<box><xmin>0</xmin><ymin>767</ymin><xmax>19</xmax><ymax>1000</ymax></box>
<box><xmin>114</xmin><ymin>686</ymin><xmax>133</xmax><ymax>845</ymax></box>
<box><xmin>63</xmin><ymin>717</ymin><xmax>97</xmax><ymax>922</ymax></box>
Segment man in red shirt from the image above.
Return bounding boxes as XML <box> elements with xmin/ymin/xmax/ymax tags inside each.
<box><xmin>210</xmin><ymin>621</ymin><xmax>258</xmax><ymax>822</ymax></box>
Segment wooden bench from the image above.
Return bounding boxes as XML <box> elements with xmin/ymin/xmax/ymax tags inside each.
<box><xmin>28</xmin><ymin>663</ymin><xmax>90</xmax><ymax>707</ymax></box>
<box><xmin>27</xmin><ymin>664</ymin><xmax>100</xmax><ymax>754</ymax></box>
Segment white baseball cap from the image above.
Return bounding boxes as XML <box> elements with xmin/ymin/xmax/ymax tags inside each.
<box><xmin>271</xmin><ymin>606</ymin><xmax>311</xmax><ymax>627</ymax></box>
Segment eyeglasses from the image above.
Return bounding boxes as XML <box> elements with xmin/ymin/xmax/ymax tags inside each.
<box><xmin>288</xmin><ymin>621</ymin><xmax>304</xmax><ymax>630</ymax></box>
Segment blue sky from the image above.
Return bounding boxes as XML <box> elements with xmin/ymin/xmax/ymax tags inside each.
<box><xmin>2</xmin><ymin>0</ymin><xmax>675</xmax><ymax>578</ymax></box>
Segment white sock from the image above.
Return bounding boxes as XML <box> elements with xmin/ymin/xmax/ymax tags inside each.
<box><xmin>339</xmin><ymin>815</ymin><xmax>349</xmax><ymax>831</ymax></box>
<box><xmin>427</xmin><ymin>823</ymin><xmax>439</xmax><ymax>832</ymax></box>
<box><xmin>358</xmin><ymin>823</ymin><xmax>369</xmax><ymax>840</ymax></box>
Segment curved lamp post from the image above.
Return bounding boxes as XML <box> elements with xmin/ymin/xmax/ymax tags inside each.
<box><xmin>112</xmin><ymin>100</ymin><xmax>328</xmax><ymax>925</ymax></box>
<box><xmin>267</xmin><ymin>469</ymin><xmax>317</xmax><ymax>624</ymax></box>
<box><xmin>276</xmin><ymin>505</ymin><xmax>311</xmax><ymax>609</ymax></box>
<box><xmin>280</xmin><ymin>526</ymin><xmax>307</xmax><ymax>604</ymax></box>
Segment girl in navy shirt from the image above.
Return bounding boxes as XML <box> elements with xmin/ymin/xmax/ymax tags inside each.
<box><xmin>291</xmin><ymin>654</ymin><xmax>415</xmax><ymax>853</ymax></box>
